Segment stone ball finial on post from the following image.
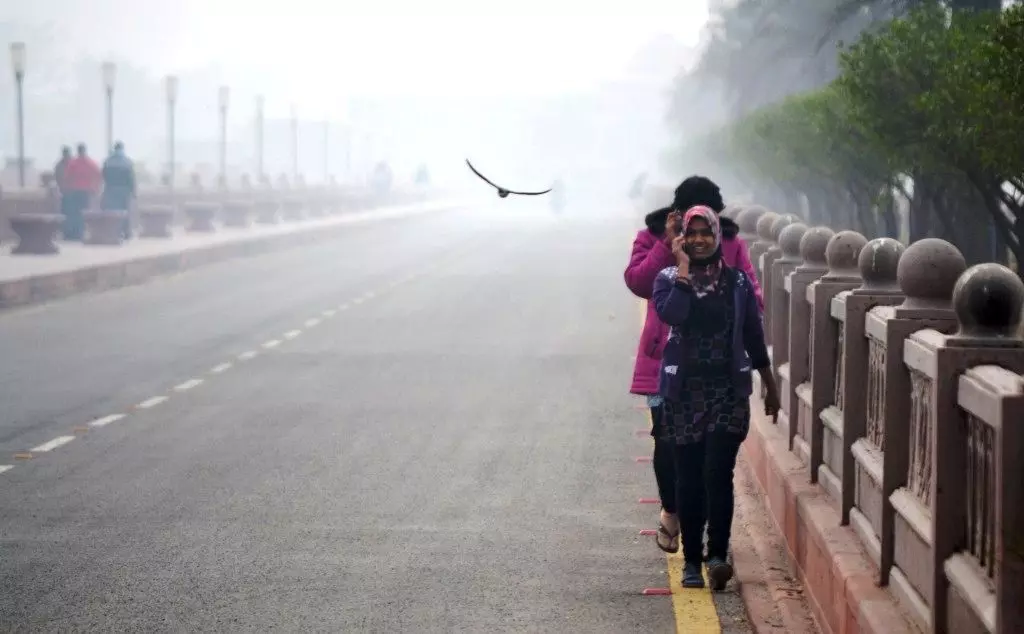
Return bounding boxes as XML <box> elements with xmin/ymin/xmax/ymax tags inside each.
<box><xmin>756</xmin><ymin>212</ymin><xmax>779</xmax><ymax>242</ymax></box>
<box><xmin>722</xmin><ymin>205</ymin><xmax>742</xmax><ymax>220</ymax></box>
<box><xmin>857</xmin><ymin>237</ymin><xmax>904</xmax><ymax>291</ymax></box>
<box><xmin>737</xmin><ymin>206</ymin><xmax>766</xmax><ymax>237</ymax></box>
<box><xmin>798</xmin><ymin>227</ymin><xmax>834</xmax><ymax>269</ymax></box>
<box><xmin>950</xmin><ymin>263</ymin><xmax>1024</xmax><ymax>340</ymax></box>
<box><xmin>823</xmin><ymin>231</ymin><xmax>867</xmax><ymax>280</ymax></box>
<box><xmin>779</xmin><ymin>223</ymin><xmax>809</xmax><ymax>260</ymax></box>
<box><xmin>896</xmin><ymin>238</ymin><xmax>967</xmax><ymax>310</ymax></box>
<box><xmin>771</xmin><ymin>214</ymin><xmax>800</xmax><ymax>244</ymax></box>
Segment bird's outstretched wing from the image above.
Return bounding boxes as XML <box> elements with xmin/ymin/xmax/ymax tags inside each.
<box><xmin>465</xmin><ymin>159</ymin><xmax>553</xmax><ymax>196</ymax></box>
<box><xmin>465</xmin><ymin>159</ymin><xmax>501</xmax><ymax>190</ymax></box>
<box><xmin>506</xmin><ymin>187</ymin><xmax>553</xmax><ymax>196</ymax></box>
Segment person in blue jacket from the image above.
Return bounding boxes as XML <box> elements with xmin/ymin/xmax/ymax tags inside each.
<box><xmin>101</xmin><ymin>141</ymin><xmax>137</xmax><ymax>239</ymax></box>
<box><xmin>652</xmin><ymin>205</ymin><xmax>780</xmax><ymax>591</ymax></box>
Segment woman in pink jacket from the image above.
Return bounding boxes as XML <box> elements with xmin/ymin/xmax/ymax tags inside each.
<box><xmin>624</xmin><ymin>176</ymin><xmax>763</xmax><ymax>553</ymax></box>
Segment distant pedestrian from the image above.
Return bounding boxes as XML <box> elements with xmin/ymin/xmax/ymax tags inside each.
<box><xmin>101</xmin><ymin>141</ymin><xmax>137</xmax><ymax>239</ymax></box>
<box><xmin>54</xmin><ymin>146</ymin><xmax>71</xmax><ymax>194</ymax></box>
<box><xmin>62</xmin><ymin>144</ymin><xmax>102</xmax><ymax>240</ymax></box>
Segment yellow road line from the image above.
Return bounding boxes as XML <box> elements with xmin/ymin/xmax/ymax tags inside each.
<box><xmin>667</xmin><ymin>551</ymin><xmax>723</xmax><ymax>634</ymax></box>
<box><xmin>636</xmin><ymin>298</ymin><xmax>722</xmax><ymax>634</ymax></box>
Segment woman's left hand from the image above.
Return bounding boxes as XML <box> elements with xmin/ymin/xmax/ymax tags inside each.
<box><xmin>764</xmin><ymin>384</ymin><xmax>781</xmax><ymax>423</ymax></box>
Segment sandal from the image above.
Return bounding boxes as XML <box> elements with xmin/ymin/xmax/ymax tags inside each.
<box><xmin>656</xmin><ymin>522</ymin><xmax>680</xmax><ymax>553</ymax></box>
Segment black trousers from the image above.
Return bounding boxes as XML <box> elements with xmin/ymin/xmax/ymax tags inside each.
<box><xmin>650</xmin><ymin>404</ymin><xmax>677</xmax><ymax>514</ymax></box>
<box><xmin>674</xmin><ymin>433</ymin><xmax>742</xmax><ymax>565</ymax></box>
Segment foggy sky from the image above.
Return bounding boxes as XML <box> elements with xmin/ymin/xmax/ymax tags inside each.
<box><xmin>2</xmin><ymin>1</ymin><xmax>708</xmax><ymax>188</ymax></box>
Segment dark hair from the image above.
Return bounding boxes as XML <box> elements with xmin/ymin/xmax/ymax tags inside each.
<box><xmin>672</xmin><ymin>175</ymin><xmax>724</xmax><ymax>213</ymax></box>
<box><xmin>644</xmin><ymin>206</ymin><xmax>674</xmax><ymax>235</ymax></box>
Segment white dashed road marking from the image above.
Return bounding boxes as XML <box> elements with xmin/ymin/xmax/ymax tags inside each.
<box><xmin>136</xmin><ymin>396</ymin><xmax>168</xmax><ymax>409</ymax></box>
<box><xmin>2</xmin><ymin>227</ymin><xmax>466</xmax><ymax>480</ymax></box>
<box><xmin>31</xmin><ymin>436</ymin><xmax>76</xmax><ymax>453</ymax></box>
<box><xmin>88</xmin><ymin>414</ymin><xmax>125</xmax><ymax>428</ymax></box>
<box><xmin>174</xmin><ymin>378</ymin><xmax>204</xmax><ymax>392</ymax></box>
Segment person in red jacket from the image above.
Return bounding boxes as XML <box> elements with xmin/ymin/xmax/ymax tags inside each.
<box><xmin>61</xmin><ymin>143</ymin><xmax>102</xmax><ymax>240</ymax></box>
<box><xmin>624</xmin><ymin>175</ymin><xmax>763</xmax><ymax>554</ymax></box>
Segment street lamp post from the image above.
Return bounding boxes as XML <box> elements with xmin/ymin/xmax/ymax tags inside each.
<box><xmin>165</xmin><ymin>75</ymin><xmax>178</xmax><ymax>188</ymax></box>
<box><xmin>290</xmin><ymin>104</ymin><xmax>298</xmax><ymax>183</ymax></box>
<box><xmin>344</xmin><ymin>125</ymin><xmax>352</xmax><ymax>183</ymax></box>
<box><xmin>102</xmin><ymin>61</ymin><xmax>116</xmax><ymax>153</ymax></box>
<box><xmin>323</xmin><ymin>119</ymin><xmax>329</xmax><ymax>183</ymax></box>
<box><xmin>255</xmin><ymin>95</ymin><xmax>264</xmax><ymax>182</ymax></box>
<box><xmin>218</xmin><ymin>85</ymin><xmax>229</xmax><ymax>188</ymax></box>
<box><xmin>10</xmin><ymin>42</ymin><xmax>26</xmax><ymax>188</ymax></box>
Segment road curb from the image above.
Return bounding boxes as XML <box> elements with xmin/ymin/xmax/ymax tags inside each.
<box><xmin>731</xmin><ymin>449</ymin><xmax>819</xmax><ymax>633</ymax></box>
<box><xmin>739</xmin><ymin>405</ymin><xmax>918</xmax><ymax>634</ymax></box>
<box><xmin>0</xmin><ymin>198</ymin><xmax>459</xmax><ymax>311</ymax></box>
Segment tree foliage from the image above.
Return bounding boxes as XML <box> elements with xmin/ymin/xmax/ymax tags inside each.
<box><xmin>673</xmin><ymin>2</ymin><xmax>1024</xmax><ymax>267</ymax></box>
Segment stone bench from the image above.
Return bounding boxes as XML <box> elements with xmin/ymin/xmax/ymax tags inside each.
<box><xmin>9</xmin><ymin>213</ymin><xmax>63</xmax><ymax>255</ymax></box>
<box><xmin>184</xmin><ymin>202</ymin><xmax>220</xmax><ymax>233</ymax></box>
<box><xmin>138</xmin><ymin>204</ymin><xmax>175</xmax><ymax>238</ymax></box>
<box><xmin>221</xmin><ymin>200</ymin><xmax>252</xmax><ymax>228</ymax></box>
<box><xmin>305</xmin><ymin>197</ymin><xmax>326</xmax><ymax>217</ymax></box>
<box><xmin>321</xmin><ymin>194</ymin><xmax>339</xmax><ymax>215</ymax></box>
<box><xmin>84</xmin><ymin>210</ymin><xmax>127</xmax><ymax>246</ymax></box>
<box><xmin>280</xmin><ymin>197</ymin><xmax>305</xmax><ymax>222</ymax></box>
<box><xmin>254</xmin><ymin>200</ymin><xmax>280</xmax><ymax>224</ymax></box>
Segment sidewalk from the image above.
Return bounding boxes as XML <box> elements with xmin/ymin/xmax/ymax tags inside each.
<box><xmin>0</xmin><ymin>199</ymin><xmax>468</xmax><ymax>310</ymax></box>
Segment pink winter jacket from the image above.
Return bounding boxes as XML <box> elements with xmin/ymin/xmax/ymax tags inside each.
<box><xmin>625</xmin><ymin>218</ymin><xmax>764</xmax><ymax>396</ymax></box>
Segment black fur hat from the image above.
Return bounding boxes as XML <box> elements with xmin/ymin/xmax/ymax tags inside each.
<box><xmin>645</xmin><ymin>176</ymin><xmax>736</xmax><ymax>238</ymax></box>
<box><xmin>672</xmin><ymin>175</ymin><xmax>724</xmax><ymax>213</ymax></box>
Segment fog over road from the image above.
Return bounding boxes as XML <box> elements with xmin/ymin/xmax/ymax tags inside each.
<box><xmin>0</xmin><ymin>204</ymin><xmax>691</xmax><ymax>632</ymax></box>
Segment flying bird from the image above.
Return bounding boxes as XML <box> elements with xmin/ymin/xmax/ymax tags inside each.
<box><xmin>465</xmin><ymin>159</ymin><xmax>552</xmax><ymax>198</ymax></box>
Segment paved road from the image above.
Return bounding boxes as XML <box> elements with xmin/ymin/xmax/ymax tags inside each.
<box><xmin>1</xmin><ymin>201</ymin><xmax>748</xmax><ymax>632</ymax></box>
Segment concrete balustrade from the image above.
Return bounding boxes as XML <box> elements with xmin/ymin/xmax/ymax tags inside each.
<box><xmin>741</xmin><ymin>210</ymin><xmax>1024</xmax><ymax>634</ymax></box>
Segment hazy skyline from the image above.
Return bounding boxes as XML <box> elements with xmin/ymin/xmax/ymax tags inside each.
<box><xmin>7</xmin><ymin>1</ymin><xmax>708</xmax><ymax>116</ymax></box>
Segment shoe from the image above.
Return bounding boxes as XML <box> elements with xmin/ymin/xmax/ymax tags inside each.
<box><xmin>682</xmin><ymin>562</ymin><xmax>705</xmax><ymax>589</ymax></box>
<box><xmin>706</xmin><ymin>556</ymin><xmax>733</xmax><ymax>591</ymax></box>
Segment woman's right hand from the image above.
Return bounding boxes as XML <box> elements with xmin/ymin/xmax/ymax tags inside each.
<box><xmin>664</xmin><ymin>211</ymin><xmax>681</xmax><ymax>243</ymax></box>
<box><xmin>671</xmin><ymin>236</ymin><xmax>690</xmax><ymax>277</ymax></box>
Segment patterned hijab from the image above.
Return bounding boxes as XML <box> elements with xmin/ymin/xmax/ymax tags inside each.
<box><xmin>680</xmin><ymin>205</ymin><xmax>724</xmax><ymax>297</ymax></box>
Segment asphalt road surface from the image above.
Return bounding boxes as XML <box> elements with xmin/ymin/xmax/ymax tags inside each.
<box><xmin>0</xmin><ymin>201</ymin><xmax>748</xmax><ymax>632</ymax></box>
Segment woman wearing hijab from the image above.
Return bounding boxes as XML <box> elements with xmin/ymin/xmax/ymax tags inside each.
<box><xmin>623</xmin><ymin>176</ymin><xmax>763</xmax><ymax>555</ymax></box>
<box><xmin>652</xmin><ymin>206</ymin><xmax>780</xmax><ymax>590</ymax></box>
